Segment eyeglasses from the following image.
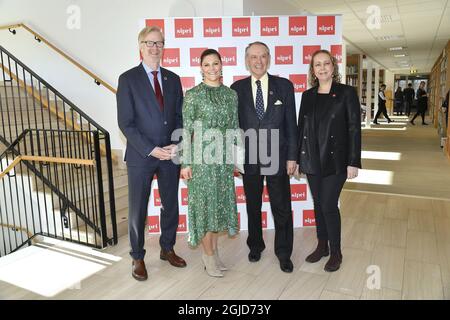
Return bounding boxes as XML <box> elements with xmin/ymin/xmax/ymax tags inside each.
<box><xmin>141</xmin><ymin>41</ymin><xmax>164</xmax><ymax>48</ymax></box>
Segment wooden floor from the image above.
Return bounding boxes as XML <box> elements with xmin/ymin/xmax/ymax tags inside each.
<box><xmin>1</xmin><ymin>116</ymin><xmax>450</xmax><ymax>300</ymax></box>
<box><xmin>346</xmin><ymin>115</ymin><xmax>450</xmax><ymax>199</ymax></box>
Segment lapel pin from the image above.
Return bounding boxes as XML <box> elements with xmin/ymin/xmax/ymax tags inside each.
<box><xmin>164</xmin><ymin>77</ymin><xmax>168</xmax><ymax>81</ymax></box>
<box><xmin>269</xmin><ymin>91</ymin><xmax>273</xmax><ymax>95</ymax></box>
<box><xmin>332</xmin><ymin>93</ymin><xmax>336</xmax><ymax>98</ymax></box>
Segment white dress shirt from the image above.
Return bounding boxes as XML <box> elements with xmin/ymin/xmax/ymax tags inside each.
<box><xmin>251</xmin><ymin>73</ymin><xmax>269</xmax><ymax>111</ymax></box>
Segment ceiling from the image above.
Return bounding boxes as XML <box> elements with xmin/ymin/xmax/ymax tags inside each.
<box><xmin>287</xmin><ymin>0</ymin><xmax>450</xmax><ymax>74</ymax></box>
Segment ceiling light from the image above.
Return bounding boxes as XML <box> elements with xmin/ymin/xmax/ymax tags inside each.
<box><xmin>389</xmin><ymin>47</ymin><xmax>404</xmax><ymax>51</ymax></box>
<box><xmin>376</xmin><ymin>35</ymin><xmax>404</xmax><ymax>41</ymax></box>
<box><xmin>394</xmin><ymin>54</ymin><xmax>406</xmax><ymax>57</ymax></box>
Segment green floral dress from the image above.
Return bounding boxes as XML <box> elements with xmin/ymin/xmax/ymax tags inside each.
<box><xmin>181</xmin><ymin>82</ymin><xmax>239</xmax><ymax>247</ymax></box>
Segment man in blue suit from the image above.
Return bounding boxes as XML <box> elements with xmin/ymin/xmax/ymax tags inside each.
<box><xmin>117</xmin><ymin>26</ymin><xmax>186</xmax><ymax>281</ymax></box>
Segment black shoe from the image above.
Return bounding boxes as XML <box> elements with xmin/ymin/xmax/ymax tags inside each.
<box><xmin>388</xmin><ymin>119</ymin><xmax>393</xmax><ymax>123</ymax></box>
<box><xmin>410</xmin><ymin>120</ymin><xmax>415</xmax><ymax>125</ymax></box>
<box><xmin>279</xmin><ymin>258</ymin><xmax>293</xmax><ymax>273</ymax></box>
<box><xmin>422</xmin><ymin>122</ymin><xmax>428</xmax><ymax>125</ymax></box>
<box><xmin>248</xmin><ymin>251</ymin><xmax>261</xmax><ymax>262</ymax></box>
<box><xmin>373</xmin><ymin>121</ymin><xmax>379</xmax><ymax>125</ymax></box>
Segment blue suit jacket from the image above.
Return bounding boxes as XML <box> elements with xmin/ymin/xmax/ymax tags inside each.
<box><xmin>117</xmin><ymin>63</ymin><xmax>183</xmax><ymax>167</ymax></box>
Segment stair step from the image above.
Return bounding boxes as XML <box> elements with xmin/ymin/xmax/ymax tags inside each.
<box><xmin>0</xmin><ymin>84</ymin><xmax>52</xmax><ymax>98</ymax></box>
<box><xmin>0</xmin><ymin>96</ymin><xmax>64</xmax><ymax>108</ymax></box>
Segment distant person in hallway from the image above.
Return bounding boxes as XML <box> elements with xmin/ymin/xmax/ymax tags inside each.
<box><xmin>403</xmin><ymin>83</ymin><xmax>415</xmax><ymax>117</ymax></box>
<box><xmin>410</xmin><ymin>81</ymin><xmax>428</xmax><ymax>125</ymax></box>
<box><xmin>231</xmin><ymin>42</ymin><xmax>298</xmax><ymax>273</ymax></box>
<box><xmin>442</xmin><ymin>89</ymin><xmax>449</xmax><ymax>128</ymax></box>
<box><xmin>394</xmin><ymin>86</ymin><xmax>404</xmax><ymax>116</ymax></box>
<box><xmin>180</xmin><ymin>49</ymin><xmax>240</xmax><ymax>278</ymax></box>
<box><xmin>373</xmin><ymin>84</ymin><xmax>393</xmax><ymax>124</ymax></box>
<box><xmin>117</xmin><ymin>26</ymin><xmax>186</xmax><ymax>282</ymax></box>
<box><xmin>297</xmin><ymin>49</ymin><xmax>362</xmax><ymax>272</ymax></box>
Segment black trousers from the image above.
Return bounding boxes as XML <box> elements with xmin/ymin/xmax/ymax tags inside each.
<box><xmin>411</xmin><ymin>107</ymin><xmax>427</xmax><ymax>124</ymax></box>
<box><xmin>242</xmin><ymin>173</ymin><xmax>293</xmax><ymax>260</ymax></box>
<box><xmin>374</xmin><ymin>104</ymin><xmax>391</xmax><ymax>122</ymax></box>
<box><xmin>127</xmin><ymin>161</ymin><xmax>180</xmax><ymax>260</ymax></box>
<box><xmin>405</xmin><ymin>100</ymin><xmax>413</xmax><ymax>116</ymax></box>
<box><xmin>306</xmin><ymin>172</ymin><xmax>347</xmax><ymax>251</ymax></box>
<box><xmin>395</xmin><ymin>102</ymin><xmax>404</xmax><ymax>115</ymax></box>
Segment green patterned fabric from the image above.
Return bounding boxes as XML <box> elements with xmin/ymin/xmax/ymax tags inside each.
<box><xmin>182</xmin><ymin>82</ymin><xmax>239</xmax><ymax>247</ymax></box>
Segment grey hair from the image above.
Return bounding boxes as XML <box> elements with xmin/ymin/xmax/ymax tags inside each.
<box><xmin>245</xmin><ymin>41</ymin><xmax>271</xmax><ymax>57</ymax></box>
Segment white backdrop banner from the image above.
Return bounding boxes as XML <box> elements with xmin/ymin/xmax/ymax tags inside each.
<box><xmin>141</xmin><ymin>15</ymin><xmax>343</xmax><ymax>234</ymax></box>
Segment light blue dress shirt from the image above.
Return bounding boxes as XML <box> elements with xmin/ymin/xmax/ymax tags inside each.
<box><xmin>142</xmin><ymin>62</ymin><xmax>164</xmax><ymax>94</ymax></box>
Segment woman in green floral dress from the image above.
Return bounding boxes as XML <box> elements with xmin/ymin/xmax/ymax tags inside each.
<box><xmin>180</xmin><ymin>49</ymin><xmax>240</xmax><ymax>277</ymax></box>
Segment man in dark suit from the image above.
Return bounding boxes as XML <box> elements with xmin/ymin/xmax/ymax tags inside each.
<box><xmin>117</xmin><ymin>26</ymin><xmax>186</xmax><ymax>281</ymax></box>
<box><xmin>231</xmin><ymin>42</ymin><xmax>298</xmax><ymax>273</ymax></box>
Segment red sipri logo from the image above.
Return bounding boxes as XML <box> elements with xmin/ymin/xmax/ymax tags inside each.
<box><xmin>303</xmin><ymin>45</ymin><xmax>321</xmax><ymax>64</ymax></box>
<box><xmin>203</xmin><ymin>18</ymin><xmax>222</xmax><ymax>37</ymax></box>
<box><xmin>181</xmin><ymin>188</ymin><xmax>188</xmax><ymax>206</ymax></box>
<box><xmin>289</xmin><ymin>74</ymin><xmax>307</xmax><ymax>93</ymax></box>
<box><xmin>175</xmin><ymin>18</ymin><xmax>194</xmax><ymax>38</ymax></box>
<box><xmin>236</xmin><ymin>186</ymin><xmax>246</xmax><ymax>203</ymax></box>
<box><xmin>145</xmin><ymin>19</ymin><xmax>165</xmax><ymax>34</ymax></box>
<box><xmin>262</xmin><ymin>211</ymin><xmax>268</xmax><ymax>229</ymax></box>
<box><xmin>148</xmin><ymin>216</ymin><xmax>160</xmax><ymax>233</ymax></box>
<box><xmin>177</xmin><ymin>215</ymin><xmax>187</xmax><ymax>232</ymax></box>
<box><xmin>232</xmin><ymin>17</ymin><xmax>251</xmax><ymax>37</ymax></box>
<box><xmin>218</xmin><ymin>47</ymin><xmax>237</xmax><ymax>66</ymax></box>
<box><xmin>275</xmin><ymin>46</ymin><xmax>293</xmax><ymax>65</ymax></box>
<box><xmin>233</xmin><ymin>75</ymin><xmax>248</xmax><ymax>83</ymax></box>
<box><xmin>330</xmin><ymin>45</ymin><xmax>342</xmax><ymax>63</ymax></box>
<box><xmin>260</xmin><ymin>17</ymin><xmax>279</xmax><ymax>36</ymax></box>
<box><xmin>303</xmin><ymin>210</ymin><xmax>316</xmax><ymax>227</ymax></box>
<box><xmin>153</xmin><ymin>189</ymin><xmax>161</xmax><ymax>206</ymax></box>
<box><xmin>262</xmin><ymin>186</ymin><xmax>270</xmax><ymax>202</ymax></box>
<box><xmin>190</xmin><ymin>47</ymin><xmax>208</xmax><ymax>67</ymax></box>
<box><xmin>162</xmin><ymin>48</ymin><xmax>180</xmax><ymax>67</ymax></box>
<box><xmin>289</xmin><ymin>16</ymin><xmax>307</xmax><ymax>35</ymax></box>
<box><xmin>180</xmin><ymin>77</ymin><xmax>195</xmax><ymax>95</ymax></box>
<box><xmin>291</xmin><ymin>184</ymin><xmax>307</xmax><ymax>201</ymax></box>
<box><xmin>317</xmin><ymin>16</ymin><xmax>335</xmax><ymax>35</ymax></box>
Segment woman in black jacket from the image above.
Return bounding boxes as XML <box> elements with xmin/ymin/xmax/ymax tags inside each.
<box><xmin>297</xmin><ymin>49</ymin><xmax>362</xmax><ymax>272</ymax></box>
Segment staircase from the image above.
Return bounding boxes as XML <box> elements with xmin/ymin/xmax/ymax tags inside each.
<box><xmin>0</xmin><ymin>45</ymin><xmax>123</xmax><ymax>257</ymax></box>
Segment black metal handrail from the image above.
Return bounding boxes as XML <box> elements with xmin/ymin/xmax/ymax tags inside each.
<box><xmin>0</xmin><ymin>46</ymin><xmax>117</xmax><ymax>255</ymax></box>
<box><xmin>0</xmin><ymin>129</ymin><xmax>112</xmax><ymax>257</ymax></box>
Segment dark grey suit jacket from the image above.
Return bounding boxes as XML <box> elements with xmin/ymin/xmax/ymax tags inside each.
<box><xmin>231</xmin><ymin>74</ymin><xmax>298</xmax><ymax>176</ymax></box>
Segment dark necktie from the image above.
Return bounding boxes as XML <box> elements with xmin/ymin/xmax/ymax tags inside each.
<box><xmin>255</xmin><ymin>80</ymin><xmax>265</xmax><ymax>120</ymax></box>
<box><xmin>152</xmin><ymin>71</ymin><xmax>164</xmax><ymax>111</ymax></box>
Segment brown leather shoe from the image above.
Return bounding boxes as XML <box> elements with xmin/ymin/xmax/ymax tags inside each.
<box><xmin>132</xmin><ymin>259</ymin><xmax>148</xmax><ymax>281</ymax></box>
<box><xmin>305</xmin><ymin>239</ymin><xmax>329</xmax><ymax>263</ymax></box>
<box><xmin>160</xmin><ymin>249</ymin><xmax>187</xmax><ymax>268</ymax></box>
<box><xmin>324</xmin><ymin>250</ymin><xmax>343</xmax><ymax>272</ymax></box>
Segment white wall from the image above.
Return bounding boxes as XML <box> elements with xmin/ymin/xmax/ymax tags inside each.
<box><xmin>243</xmin><ymin>0</ymin><xmax>304</xmax><ymax>15</ymax></box>
<box><xmin>0</xmin><ymin>0</ymin><xmax>243</xmax><ymax>151</ymax></box>
<box><xmin>384</xmin><ymin>69</ymin><xmax>395</xmax><ymax>92</ymax></box>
